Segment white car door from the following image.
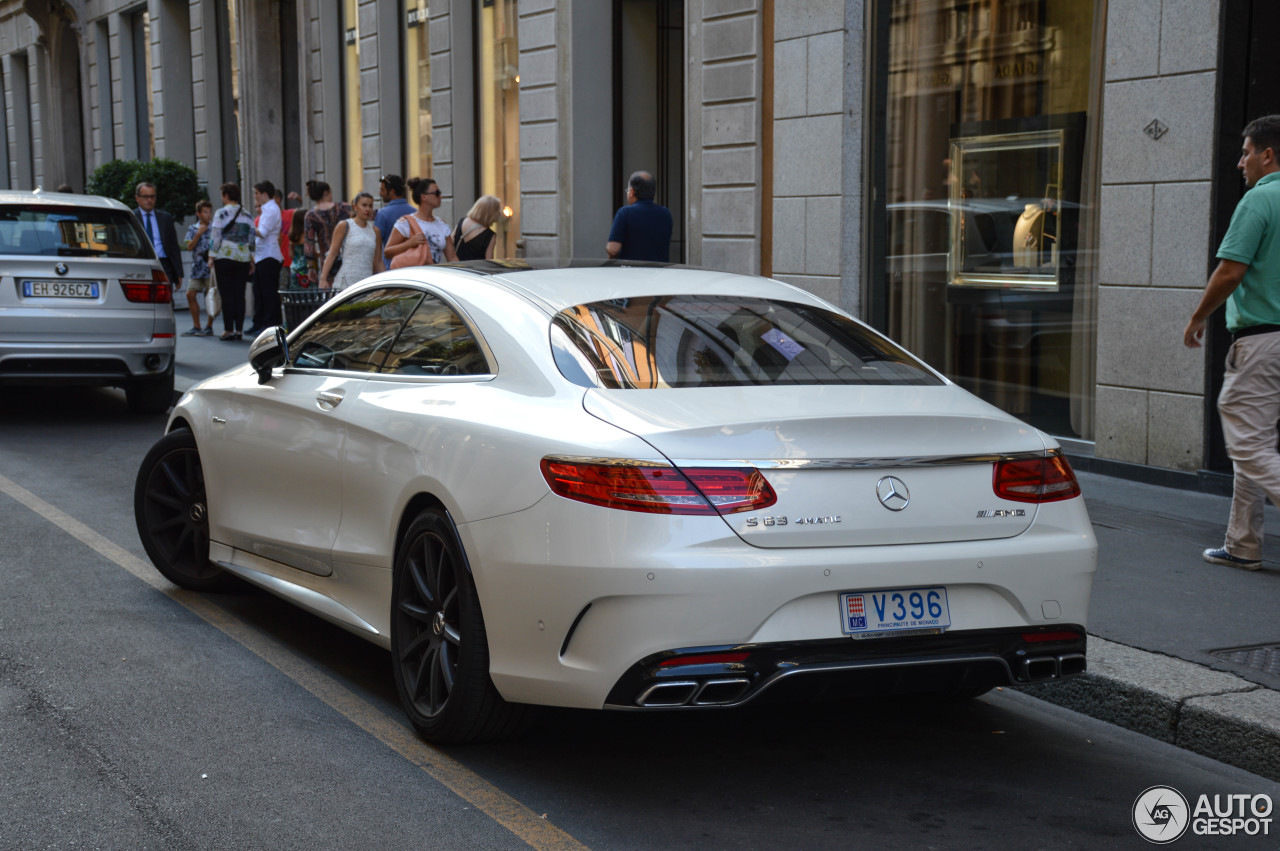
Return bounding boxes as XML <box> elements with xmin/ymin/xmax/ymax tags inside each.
<box><xmin>332</xmin><ymin>289</ymin><xmax>501</xmax><ymax>565</ymax></box>
<box><xmin>204</xmin><ymin>286</ymin><xmax>426</xmax><ymax>576</ymax></box>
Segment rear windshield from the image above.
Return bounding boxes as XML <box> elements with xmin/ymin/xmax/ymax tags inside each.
<box><xmin>0</xmin><ymin>205</ymin><xmax>150</xmax><ymax>258</ymax></box>
<box><xmin>551</xmin><ymin>295</ymin><xmax>942</xmax><ymax>389</ymax></box>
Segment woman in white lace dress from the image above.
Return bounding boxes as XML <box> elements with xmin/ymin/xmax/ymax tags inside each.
<box><xmin>320</xmin><ymin>192</ymin><xmax>386</xmax><ymax>290</ymax></box>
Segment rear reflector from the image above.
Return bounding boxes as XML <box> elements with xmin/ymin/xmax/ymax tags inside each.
<box><xmin>993</xmin><ymin>451</ymin><xmax>1081</xmax><ymax>503</ymax></box>
<box><xmin>540</xmin><ymin>459</ymin><xmax>777</xmax><ymax>515</ymax></box>
<box><xmin>658</xmin><ymin>652</ymin><xmax>751</xmax><ymax>668</ymax></box>
<box><xmin>1021</xmin><ymin>631</ymin><xmax>1081</xmax><ymax>643</ymax></box>
<box><xmin>121</xmin><ymin>268</ymin><xmax>172</xmax><ymax>303</ymax></box>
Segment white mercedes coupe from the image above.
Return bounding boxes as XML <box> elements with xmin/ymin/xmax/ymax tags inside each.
<box><xmin>134</xmin><ymin>261</ymin><xmax>1096</xmax><ymax>743</ymax></box>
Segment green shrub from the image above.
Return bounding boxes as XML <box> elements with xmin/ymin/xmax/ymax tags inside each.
<box><xmin>85</xmin><ymin>158</ymin><xmax>207</xmax><ymax>221</ymax></box>
<box><xmin>84</xmin><ymin>158</ymin><xmax>139</xmax><ymax>205</ymax></box>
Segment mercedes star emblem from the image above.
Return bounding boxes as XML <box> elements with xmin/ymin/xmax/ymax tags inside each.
<box><xmin>54</xmin><ymin>263</ymin><xmax>68</xmax><ymax>276</ymax></box>
<box><xmin>876</xmin><ymin>476</ymin><xmax>910</xmax><ymax>511</ymax></box>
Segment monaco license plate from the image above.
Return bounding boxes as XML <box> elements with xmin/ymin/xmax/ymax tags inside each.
<box><xmin>22</xmin><ymin>280</ymin><xmax>99</xmax><ymax>299</ymax></box>
<box><xmin>840</xmin><ymin>587</ymin><xmax>950</xmax><ymax>635</ymax></box>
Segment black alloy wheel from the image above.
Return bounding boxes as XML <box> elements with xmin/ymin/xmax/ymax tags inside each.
<box><xmin>134</xmin><ymin>429</ymin><xmax>230</xmax><ymax>591</ymax></box>
<box><xmin>390</xmin><ymin>509</ymin><xmax>525</xmax><ymax>744</ymax></box>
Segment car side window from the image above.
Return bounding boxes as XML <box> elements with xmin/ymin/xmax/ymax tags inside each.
<box><xmin>288</xmin><ymin>287</ymin><xmax>424</xmax><ymax>373</ymax></box>
<box><xmin>381</xmin><ymin>293</ymin><xmax>489</xmax><ymax>377</ymax></box>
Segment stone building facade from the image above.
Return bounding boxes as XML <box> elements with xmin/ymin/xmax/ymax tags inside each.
<box><xmin>0</xmin><ymin>0</ymin><xmax>1259</xmax><ymax>485</ymax></box>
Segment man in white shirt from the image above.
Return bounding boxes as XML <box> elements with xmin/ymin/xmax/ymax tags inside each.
<box><xmin>247</xmin><ymin>180</ymin><xmax>284</xmax><ymax>334</ymax></box>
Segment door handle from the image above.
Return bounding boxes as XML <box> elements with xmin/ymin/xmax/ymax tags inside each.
<box><xmin>316</xmin><ymin>389</ymin><xmax>345</xmax><ymax>410</ymax></box>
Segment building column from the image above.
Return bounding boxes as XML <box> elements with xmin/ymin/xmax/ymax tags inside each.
<box><xmin>236</xmin><ymin>0</ymin><xmax>284</xmax><ymax>191</ymax></box>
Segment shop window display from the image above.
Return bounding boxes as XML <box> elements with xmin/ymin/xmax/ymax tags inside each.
<box><xmin>478</xmin><ymin>0</ymin><xmax>520</xmax><ymax>258</ymax></box>
<box><xmin>872</xmin><ymin>0</ymin><xmax>1102</xmax><ymax>439</ymax></box>
<box><xmin>404</xmin><ymin>1</ymin><xmax>432</xmax><ymax>179</ymax></box>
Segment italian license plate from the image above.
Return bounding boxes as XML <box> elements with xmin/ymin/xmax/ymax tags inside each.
<box><xmin>840</xmin><ymin>587</ymin><xmax>950</xmax><ymax>635</ymax></box>
<box><xmin>22</xmin><ymin>280</ymin><xmax>99</xmax><ymax>299</ymax></box>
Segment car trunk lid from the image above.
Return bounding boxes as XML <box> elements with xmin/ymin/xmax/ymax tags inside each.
<box><xmin>582</xmin><ymin>385</ymin><xmax>1047</xmax><ymax>547</ymax></box>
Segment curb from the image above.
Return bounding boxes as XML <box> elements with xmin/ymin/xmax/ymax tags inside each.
<box><xmin>1018</xmin><ymin>636</ymin><xmax>1280</xmax><ymax>782</ymax></box>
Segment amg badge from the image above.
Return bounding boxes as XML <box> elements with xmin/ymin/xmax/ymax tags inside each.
<box><xmin>976</xmin><ymin>509</ymin><xmax>1026</xmax><ymax>518</ymax></box>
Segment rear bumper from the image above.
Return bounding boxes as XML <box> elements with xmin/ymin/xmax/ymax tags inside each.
<box><xmin>459</xmin><ymin>494</ymin><xmax>1096</xmax><ymax>709</ymax></box>
<box><xmin>0</xmin><ymin>341</ymin><xmax>174</xmax><ymax>385</ymax></box>
<box><xmin>604</xmin><ymin>626</ymin><xmax>1087</xmax><ymax>709</ymax></box>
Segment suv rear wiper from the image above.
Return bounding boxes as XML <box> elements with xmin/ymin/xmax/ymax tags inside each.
<box><xmin>56</xmin><ymin>247</ymin><xmax>108</xmax><ymax>256</ymax></box>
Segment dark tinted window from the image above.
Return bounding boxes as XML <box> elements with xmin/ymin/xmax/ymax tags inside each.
<box><xmin>289</xmin><ymin>287</ymin><xmax>423</xmax><ymax>373</ymax></box>
<box><xmin>553</xmin><ymin>295</ymin><xmax>941</xmax><ymax>389</ymax></box>
<box><xmin>381</xmin><ymin>293</ymin><xmax>489</xmax><ymax>376</ymax></box>
<box><xmin>0</xmin><ymin>205</ymin><xmax>149</xmax><ymax>258</ymax></box>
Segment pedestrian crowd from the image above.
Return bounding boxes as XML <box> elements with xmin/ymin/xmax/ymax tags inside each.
<box><xmin>142</xmin><ymin>164</ymin><xmax>674</xmax><ymax>341</ymax></box>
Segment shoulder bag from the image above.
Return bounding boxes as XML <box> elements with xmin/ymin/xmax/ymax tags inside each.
<box><xmin>390</xmin><ymin>215</ymin><xmax>432</xmax><ymax>269</ymax></box>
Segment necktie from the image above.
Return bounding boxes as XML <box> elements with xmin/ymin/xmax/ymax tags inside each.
<box><xmin>145</xmin><ymin>212</ymin><xmax>155</xmax><ymax>243</ymax></box>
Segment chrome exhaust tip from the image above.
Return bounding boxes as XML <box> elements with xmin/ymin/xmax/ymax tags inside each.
<box><xmin>1024</xmin><ymin>656</ymin><xmax>1058</xmax><ymax>682</ymax></box>
<box><xmin>635</xmin><ymin>681</ymin><xmax>699</xmax><ymax>707</ymax></box>
<box><xmin>1057</xmin><ymin>653</ymin><xmax>1086</xmax><ymax>676</ymax></box>
<box><xmin>692</xmin><ymin>678</ymin><xmax>751</xmax><ymax>706</ymax></box>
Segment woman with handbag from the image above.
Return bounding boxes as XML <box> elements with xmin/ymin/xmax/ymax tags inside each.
<box><xmin>384</xmin><ymin>177</ymin><xmax>459</xmax><ymax>268</ymax></box>
<box><xmin>320</xmin><ymin>192</ymin><xmax>386</xmax><ymax>291</ymax></box>
<box><xmin>209</xmin><ymin>182</ymin><xmax>256</xmax><ymax>341</ymax></box>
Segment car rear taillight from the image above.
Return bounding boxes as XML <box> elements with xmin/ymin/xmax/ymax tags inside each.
<box><xmin>121</xmin><ymin>268</ymin><xmax>172</xmax><ymax>303</ymax></box>
<box><xmin>539</xmin><ymin>458</ymin><xmax>777</xmax><ymax>515</ymax></box>
<box><xmin>993</xmin><ymin>451</ymin><xmax>1081</xmax><ymax>503</ymax></box>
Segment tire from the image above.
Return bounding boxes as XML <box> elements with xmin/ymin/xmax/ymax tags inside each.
<box><xmin>390</xmin><ymin>509</ymin><xmax>525</xmax><ymax>744</ymax></box>
<box><xmin>127</xmin><ymin>370</ymin><xmax>175</xmax><ymax>414</ymax></box>
<box><xmin>134</xmin><ymin>429</ymin><xmax>232</xmax><ymax>591</ymax></box>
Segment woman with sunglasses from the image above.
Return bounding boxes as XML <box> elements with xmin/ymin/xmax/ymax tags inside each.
<box><xmin>384</xmin><ymin>177</ymin><xmax>459</xmax><ymax>267</ymax></box>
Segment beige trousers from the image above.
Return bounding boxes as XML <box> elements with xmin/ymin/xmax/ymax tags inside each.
<box><xmin>1219</xmin><ymin>330</ymin><xmax>1280</xmax><ymax>559</ymax></box>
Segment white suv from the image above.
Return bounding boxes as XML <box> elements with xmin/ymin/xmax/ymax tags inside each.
<box><xmin>0</xmin><ymin>190</ymin><xmax>176</xmax><ymax>413</ymax></box>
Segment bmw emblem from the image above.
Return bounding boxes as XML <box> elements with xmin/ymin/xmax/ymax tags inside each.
<box><xmin>876</xmin><ymin>476</ymin><xmax>910</xmax><ymax>511</ymax></box>
<box><xmin>54</xmin><ymin>263</ymin><xmax>69</xmax><ymax>276</ymax></box>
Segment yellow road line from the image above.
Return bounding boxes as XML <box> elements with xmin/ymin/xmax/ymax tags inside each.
<box><xmin>0</xmin><ymin>471</ymin><xmax>589</xmax><ymax>851</ymax></box>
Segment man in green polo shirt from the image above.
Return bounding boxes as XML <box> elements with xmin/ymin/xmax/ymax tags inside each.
<box><xmin>1184</xmin><ymin>114</ymin><xmax>1280</xmax><ymax>570</ymax></box>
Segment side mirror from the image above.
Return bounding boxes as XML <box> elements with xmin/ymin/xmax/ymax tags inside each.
<box><xmin>249</xmin><ymin>327</ymin><xmax>290</xmax><ymax>385</ymax></box>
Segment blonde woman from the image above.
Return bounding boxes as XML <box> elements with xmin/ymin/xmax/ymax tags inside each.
<box><xmin>453</xmin><ymin>195</ymin><xmax>502</xmax><ymax>260</ymax></box>
<box><xmin>320</xmin><ymin>192</ymin><xmax>386</xmax><ymax>291</ymax></box>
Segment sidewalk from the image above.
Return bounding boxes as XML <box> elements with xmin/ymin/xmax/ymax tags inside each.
<box><xmin>1020</xmin><ymin>470</ymin><xmax>1280</xmax><ymax>781</ymax></box>
<box><xmin>165</xmin><ymin>341</ymin><xmax>1280</xmax><ymax>780</ymax></box>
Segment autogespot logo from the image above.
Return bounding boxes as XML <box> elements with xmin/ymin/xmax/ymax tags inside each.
<box><xmin>1133</xmin><ymin>786</ymin><xmax>1190</xmax><ymax>844</ymax></box>
<box><xmin>1133</xmin><ymin>786</ymin><xmax>1275</xmax><ymax>842</ymax></box>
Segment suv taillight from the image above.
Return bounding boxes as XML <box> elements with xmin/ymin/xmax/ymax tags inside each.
<box><xmin>121</xmin><ymin>268</ymin><xmax>171</xmax><ymax>303</ymax></box>
<box><xmin>993</xmin><ymin>451</ymin><xmax>1081</xmax><ymax>503</ymax></box>
<box><xmin>540</xmin><ymin>458</ymin><xmax>777</xmax><ymax>515</ymax></box>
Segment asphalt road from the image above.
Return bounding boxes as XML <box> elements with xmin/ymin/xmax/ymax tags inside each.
<box><xmin>0</xmin><ymin>341</ymin><xmax>1277</xmax><ymax>849</ymax></box>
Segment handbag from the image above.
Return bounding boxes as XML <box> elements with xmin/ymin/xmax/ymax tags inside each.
<box><xmin>206</xmin><ymin>269</ymin><xmax>222</xmax><ymax>318</ymax></box>
<box><xmin>389</xmin><ymin>215</ymin><xmax>432</xmax><ymax>269</ymax></box>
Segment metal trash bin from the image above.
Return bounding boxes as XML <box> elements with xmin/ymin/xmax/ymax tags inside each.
<box><xmin>279</xmin><ymin>287</ymin><xmax>340</xmax><ymax>332</ymax></box>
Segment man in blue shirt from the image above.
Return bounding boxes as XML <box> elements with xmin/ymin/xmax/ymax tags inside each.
<box><xmin>376</xmin><ymin>174</ymin><xmax>413</xmax><ymax>249</ymax></box>
<box><xmin>1184</xmin><ymin>114</ymin><xmax>1280</xmax><ymax>570</ymax></box>
<box><xmin>607</xmin><ymin>171</ymin><xmax>673</xmax><ymax>262</ymax></box>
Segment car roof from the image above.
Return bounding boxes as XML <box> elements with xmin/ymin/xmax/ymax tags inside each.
<box><xmin>0</xmin><ymin>190</ymin><xmax>131</xmax><ymax>212</ymax></box>
<box><xmin>401</xmin><ymin>260</ymin><xmax>835</xmax><ymax>314</ymax></box>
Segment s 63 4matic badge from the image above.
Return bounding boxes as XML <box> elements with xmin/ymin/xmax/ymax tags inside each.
<box><xmin>745</xmin><ymin>515</ymin><xmax>842</xmax><ymax>527</ymax></box>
